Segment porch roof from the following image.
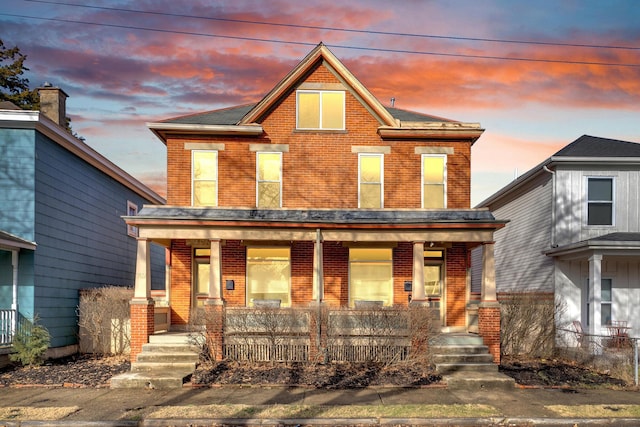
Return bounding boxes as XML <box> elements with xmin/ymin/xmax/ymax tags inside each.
<box><xmin>0</xmin><ymin>230</ymin><xmax>37</xmax><ymax>251</ymax></box>
<box><xmin>544</xmin><ymin>232</ymin><xmax>640</xmax><ymax>258</ymax></box>
<box><xmin>129</xmin><ymin>206</ymin><xmax>502</xmax><ymax>226</ymax></box>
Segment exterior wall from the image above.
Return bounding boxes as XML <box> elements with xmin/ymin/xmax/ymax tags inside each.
<box><xmin>30</xmin><ymin>132</ymin><xmax>164</xmax><ymax>348</ymax></box>
<box><xmin>166</xmin><ymin>66</ymin><xmax>472</xmax><ymax>210</ymax></box>
<box><xmin>489</xmin><ymin>172</ymin><xmax>555</xmax><ymax>292</ymax></box>
<box><xmin>555</xmin><ymin>166</ymin><xmax>640</xmax><ymax>245</ymax></box>
<box><xmin>556</xmin><ymin>257</ymin><xmax>640</xmax><ymax>337</ymax></box>
<box><xmin>446</xmin><ymin>243</ymin><xmax>468</xmax><ymax>327</ymax></box>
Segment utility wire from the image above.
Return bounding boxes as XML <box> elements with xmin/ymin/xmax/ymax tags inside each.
<box><xmin>21</xmin><ymin>0</ymin><xmax>640</xmax><ymax>51</ymax></box>
<box><xmin>2</xmin><ymin>12</ymin><xmax>639</xmax><ymax>67</ymax></box>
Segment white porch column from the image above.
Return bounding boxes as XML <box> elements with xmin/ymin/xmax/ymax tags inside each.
<box><xmin>11</xmin><ymin>250</ymin><xmax>19</xmax><ymax>337</ymax></box>
<box><xmin>208</xmin><ymin>239</ymin><xmax>222</xmax><ymax>300</ymax></box>
<box><xmin>481</xmin><ymin>242</ymin><xmax>497</xmax><ymax>301</ymax></box>
<box><xmin>588</xmin><ymin>254</ymin><xmax>603</xmax><ymax>335</ymax></box>
<box><xmin>412</xmin><ymin>241</ymin><xmax>426</xmax><ymax>301</ymax></box>
<box><xmin>133</xmin><ymin>238</ymin><xmax>151</xmax><ymax>299</ymax></box>
<box><xmin>313</xmin><ymin>229</ymin><xmax>324</xmax><ymax>303</ymax></box>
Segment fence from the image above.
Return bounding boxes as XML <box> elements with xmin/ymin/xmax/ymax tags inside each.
<box><xmin>559</xmin><ymin>327</ymin><xmax>639</xmax><ymax>386</ymax></box>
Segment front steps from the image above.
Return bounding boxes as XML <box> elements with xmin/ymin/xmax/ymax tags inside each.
<box><xmin>431</xmin><ymin>333</ymin><xmax>515</xmax><ymax>390</ymax></box>
<box><xmin>110</xmin><ymin>333</ymin><xmax>200</xmax><ymax>389</ymax></box>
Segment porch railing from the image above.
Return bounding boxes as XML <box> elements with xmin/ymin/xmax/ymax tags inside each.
<box><xmin>0</xmin><ymin>309</ymin><xmax>16</xmax><ymax>346</ymax></box>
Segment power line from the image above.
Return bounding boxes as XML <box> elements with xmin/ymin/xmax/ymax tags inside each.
<box><xmin>2</xmin><ymin>12</ymin><xmax>639</xmax><ymax>68</ymax></box>
<box><xmin>22</xmin><ymin>0</ymin><xmax>640</xmax><ymax>51</ymax></box>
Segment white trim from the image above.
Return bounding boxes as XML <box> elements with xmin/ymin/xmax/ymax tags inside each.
<box><xmin>421</xmin><ymin>154</ymin><xmax>447</xmax><ymax>209</ymax></box>
<box><xmin>585</xmin><ymin>176</ymin><xmax>615</xmax><ymax>227</ymax></box>
<box><xmin>358</xmin><ymin>153</ymin><xmax>384</xmax><ymax>209</ymax></box>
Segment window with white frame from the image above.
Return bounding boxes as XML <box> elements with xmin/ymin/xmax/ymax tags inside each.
<box><xmin>349</xmin><ymin>247</ymin><xmax>393</xmax><ymax>307</ymax></box>
<box><xmin>422</xmin><ymin>154</ymin><xmax>446</xmax><ymax>208</ymax></box>
<box><xmin>247</xmin><ymin>247</ymin><xmax>291</xmax><ymax>307</ymax></box>
<box><xmin>126</xmin><ymin>201</ymin><xmax>138</xmax><ymax>237</ymax></box>
<box><xmin>586</xmin><ymin>278</ymin><xmax>613</xmax><ymax>326</ymax></box>
<box><xmin>296</xmin><ymin>90</ymin><xmax>345</xmax><ymax>130</ymax></box>
<box><xmin>192</xmin><ymin>150</ymin><xmax>218</xmax><ymax>207</ymax></box>
<box><xmin>587</xmin><ymin>177</ymin><xmax>613</xmax><ymax>225</ymax></box>
<box><xmin>257</xmin><ymin>152</ymin><xmax>282</xmax><ymax>208</ymax></box>
<box><xmin>359</xmin><ymin>153</ymin><xmax>383</xmax><ymax>208</ymax></box>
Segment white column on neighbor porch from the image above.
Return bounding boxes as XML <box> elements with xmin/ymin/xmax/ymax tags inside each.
<box><xmin>133</xmin><ymin>238</ymin><xmax>151</xmax><ymax>299</ymax></box>
<box><xmin>481</xmin><ymin>242</ymin><xmax>497</xmax><ymax>301</ymax></box>
<box><xmin>208</xmin><ymin>239</ymin><xmax>222</xmax><ymax>300</ymax></box>
<box><xmin>313</xmin><ymin>229</ymin><xmax>324</xmax><ymax>303</ymax></box>
<box><xmin>588</xmin><ymin>253</ymin><xmax>603</xmax><ymax>335</ymax></box>
<box><xmin>11</xmin><ymin>249</ymin><xmax>19</xmax><ymax>337</ymax></box>
<box><xmin>412</xmin><ymin>241</ymin><xmax>426</xmax><ymax>301</ymax></box>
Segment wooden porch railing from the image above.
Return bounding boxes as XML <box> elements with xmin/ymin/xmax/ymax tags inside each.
<box><xmin>0</xmin><ymin>309</ymin><xmax>16</xmax><ymax>346</ymax></box>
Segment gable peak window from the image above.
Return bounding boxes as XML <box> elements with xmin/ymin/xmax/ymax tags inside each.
<box><xmin>297</xmin><ymin>90</ymin><xmax>345</xmax><ymax>130</ymax></box>
<box><xmin>587</xmin><ymin>177</ymin><xmax>613</xmax><ymax>225</ymax></box>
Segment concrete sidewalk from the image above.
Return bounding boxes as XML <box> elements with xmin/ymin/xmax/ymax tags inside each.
<box><xmin>0</xmin><ymin>385</ymin><xmax>639</xmax><ymax>426</ymax></box>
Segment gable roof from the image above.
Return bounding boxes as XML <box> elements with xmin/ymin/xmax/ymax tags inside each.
<box><xmin>477</xmin><ymin>135</ymin><xmax>640</xmax><ymax>208</ymax></box>
<box><xmin>148</xmin><ymin>43</ymin><xmax>483</xmax><ymax>144</ymax></box>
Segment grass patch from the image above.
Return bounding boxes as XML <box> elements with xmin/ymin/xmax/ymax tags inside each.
<box><xmin>0</xmin><ymin>406</ymin><xmax>80</xmax><ymax>420</ymax></box>
<box><xmin>546</xmin><ymin>404</ymin><xmax>640</xmax><ymax>418</ymax></box>
<box><xmin>149</xmin><ymin>403</ymin><xmax>498</xmax><ymax>419</ymax></box>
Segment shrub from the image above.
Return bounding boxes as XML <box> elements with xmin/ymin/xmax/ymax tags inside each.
<box><xmin>9</xmin><ymin>316</ymin><xmax>50</xmax><ymax>367</ymax></box>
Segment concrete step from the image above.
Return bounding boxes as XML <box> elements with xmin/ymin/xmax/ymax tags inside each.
<box><xmin>131</xmin><ymin>361</ymin><xmax>196</xmax><ymax>374</ymax></box>
<box><xmin>436</xmin><ymin>362</ymin><xmax>498</xmax><ymax>375</ymax></box>
<box><xmin>142</xmin><ymin>343</ymin><xmax>199</xmax><ymax>353</ymax></box>
<box><xmin>110</xmin><ymin>371</ymin><xmax>188</xmax><ymax>389</ymax></box>
<box><xmin>430</xmin><ymin>333</ymin><xmax>484</xmax><ymax>346</ymax></box>
<box><xmin>430</xmin><ymin>345</ymin><xmax>489</xmax><ymax>355</ymax></box>
<box><xmin>444</xmin><ymin>371</ymin><xmax>516</xmax><ymax>391</ymax></box>
<box><xmin>432</xmin><ymin>353</ymin><xmax>494</xmax><ymax>364</ymax></box>
<box><xmin>149</xmin><ymin>333</ymin><xmax>193</xmax><ymax>345</ymax></box>
<box><xmin>136</xmin><ymin>352</ymin><xmax>199</xmax><ymax>364</ymax></box>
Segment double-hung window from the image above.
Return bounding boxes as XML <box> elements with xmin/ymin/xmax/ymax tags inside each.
<box><xmin>257</xmin><ymin>152</ymin><xmax>282</xmax><ymax>208</ymax></box>
<box><xmin>359</xmin><ymin>153</ymin><xmax>383</xmax><ymax>208</ymax></box>
<box><xmin>247</xmin><ymin>247</ymin><xmax>291</xmax><ymax>307</ymax></box>
<box><xmin>297</xmin><ymin>90</ymin><xmax>345</xmax><ymax>130</ymax></box>
<box><xmin>349</xmin><ymin>248</ymin><xmax>393</xmax><ymax>307</ymax></box>
<box><xmin>587</xmin><ymin>177</ymin><xmax>614</xmax><ymax>225</ymax></box>
<box><xmin>192</xmin><ymin>150</ymin><xmax>218</xmax><ymax>207</ymax></box>
<box><xmin>586</xmin><ymin>278</ymin><xmax>612</xmax><ymax>327</ymax></box>
<box><xmin>422</xmin><ymin>155</ymin><xmax>446</xmax><ymax>208</ymax></box>
<box><xmin>126</xmin><ymin>201</ymin><xmax>138</xmax><ymax>237</ymax></box>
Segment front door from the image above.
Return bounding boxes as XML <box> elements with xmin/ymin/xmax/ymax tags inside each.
<box><xmin>424</xmin><ymin>249</ymin><xmax>445</xmax><ymax>325</ymax></box>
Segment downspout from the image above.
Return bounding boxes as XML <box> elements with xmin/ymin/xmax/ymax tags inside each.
<box><xmin>543</xmin><ymin>165</ymin><xmax>557</xmax><ymax>248</ymax></box>
<box><xmin>315</xmin><ymin>229</ymin><xmax>324</xmax><ymax>361</ymax></box>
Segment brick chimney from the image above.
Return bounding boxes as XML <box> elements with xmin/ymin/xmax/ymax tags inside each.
<box><xmin>37</xmin><ymin>83</ymin><xmax>69</xmax><ymax>127</ymax></box>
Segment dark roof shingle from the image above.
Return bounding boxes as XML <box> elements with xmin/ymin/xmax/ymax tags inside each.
<box><xmin>554</xmin><ymin>135</ymin><xmax>640</xmax><ymax>157</ymax></box>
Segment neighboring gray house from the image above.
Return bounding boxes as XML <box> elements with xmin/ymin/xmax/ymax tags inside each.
<box><xmin>0</xmin><ymin>87</ymin><xmax>166</xmax><ymax>358</ymax></box>
<box><xmin>475</xmin><ymin>135</ymin><xmax>640</xmax><ymax>338</ymax></box>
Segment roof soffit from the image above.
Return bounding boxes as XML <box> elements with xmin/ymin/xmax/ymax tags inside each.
<box><xmin>239</xmin><ymin>43</ymin><xmax>397</xmax><ymax>127</ymax></box>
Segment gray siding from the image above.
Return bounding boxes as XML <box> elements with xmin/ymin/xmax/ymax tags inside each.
<box><xmin>491</xmin><ymin>173</ymin><xmax>555</xmax><ymax>292</ymax></box>
<box><xmin>32</xmin><ymin>132</ymin><xmax>164</xmax><ymax>348</ymax></box>
<box><xmin>555</xmin><ymin>167</ymin><xmax>640</xmax><ymax>245</ymax></box>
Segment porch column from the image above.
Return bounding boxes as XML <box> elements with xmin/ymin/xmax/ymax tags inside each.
<box><xmin>208</xmin><ymin>239</ymin><xmax>222</xmax><ymax>301</ymax></box>
<box><xmin>313</xmin><ymin>229</ymin><xmax>324</xmax><ymax>303</ymax></box>
<box><xmin>11</xmin><ymin>250</ymin><xmax>18</xmax><ymax>338</ymax></box>
<box><xmin>205</xmin><ymin>239</ymin><xmax>224</xmax><ymax>361</ymax></box>
<box><xmin>479</xmin><ymin>242</ymin><xmax>500</xmax><ymax>363</ymax></box>
<box><xmin>411</xmin><ymin>241</ymin><xmax>426</xmax><ymax>302</ymax></box>
<box><xmin>588</xmin><ymin>254</ymin><xmax>603</xmax><ymax>335</ymax></box>
<box><xmin>130</xmin><ymin>238</ymin><xmax>154</xmax><ymax>362</ymax></box>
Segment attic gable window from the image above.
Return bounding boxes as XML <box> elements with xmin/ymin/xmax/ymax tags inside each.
<box><xmin>296</xmin><ymin>90</ymin><xmax>345</xmax><ymax>130</ymax></box>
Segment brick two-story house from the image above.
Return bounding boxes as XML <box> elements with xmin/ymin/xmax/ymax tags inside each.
<box><xmin>125</xmin><ymin>43</ymin><xmax>506</xmax><ymax>362</ymax></box>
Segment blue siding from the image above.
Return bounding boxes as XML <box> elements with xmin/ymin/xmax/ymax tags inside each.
<box><xmin>27</xmin><ymin>132</ymin><xmax>164</xmax><ymax>348</ymax></box>
<box><xmin>0</xmin><ymin>129</ymin><xmax>36</xmax><ymax>241</ymax></box>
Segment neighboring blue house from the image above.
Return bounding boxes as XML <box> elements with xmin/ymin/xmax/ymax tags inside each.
<box><xmin>0</xmin><ymin>87</ymin><xmax>165</xmax><ymax>359</ymax></box>
<box><xmin>475</xmin><ymin>135</ymin><xmax>640</xmax><ymax>341</ymax></box>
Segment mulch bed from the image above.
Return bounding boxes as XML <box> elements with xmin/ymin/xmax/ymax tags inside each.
<box><xmin>0</xmin><ymin>354</ymin><xmax>629</xmax><ymax>389</ymax></box>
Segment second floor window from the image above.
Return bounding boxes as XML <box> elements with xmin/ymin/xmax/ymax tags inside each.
<box><xmin>257</xmin><ymin>152</ymin><xmax>282</xmax><ymax>208</ymax></box>
<box><xmin>359</xmin><ymin>153</ymin><xmax>383</xmax><ymax>208</ymax></box>
<box><xmin>297</xmin><ymin>90</ymin><xmax>345</xmax><ymax>130</ymax></box>
<box><xmin>422</xmin><ymin>155</ymin><xmax>446</xmax><ymax>208</ymax></box>
<box><xmin>192</xmin><ymin>150</ymin><xmax>218</xmax><ymax>207</ymax></box>
<box><xmin>587</xmin><ymin>177</ymin><xmax>613</xmax><ymax>225</ymax></box>
<box><xmin>126</xmin><ymin>201</ymin><xmax>138</xmax><ymax>237</ymax></box>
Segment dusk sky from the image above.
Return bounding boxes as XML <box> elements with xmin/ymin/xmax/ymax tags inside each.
<box><xmin>2</xmin><ymin>0</ymin><xmax>639</xmax><ymax>205</ymax></box>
